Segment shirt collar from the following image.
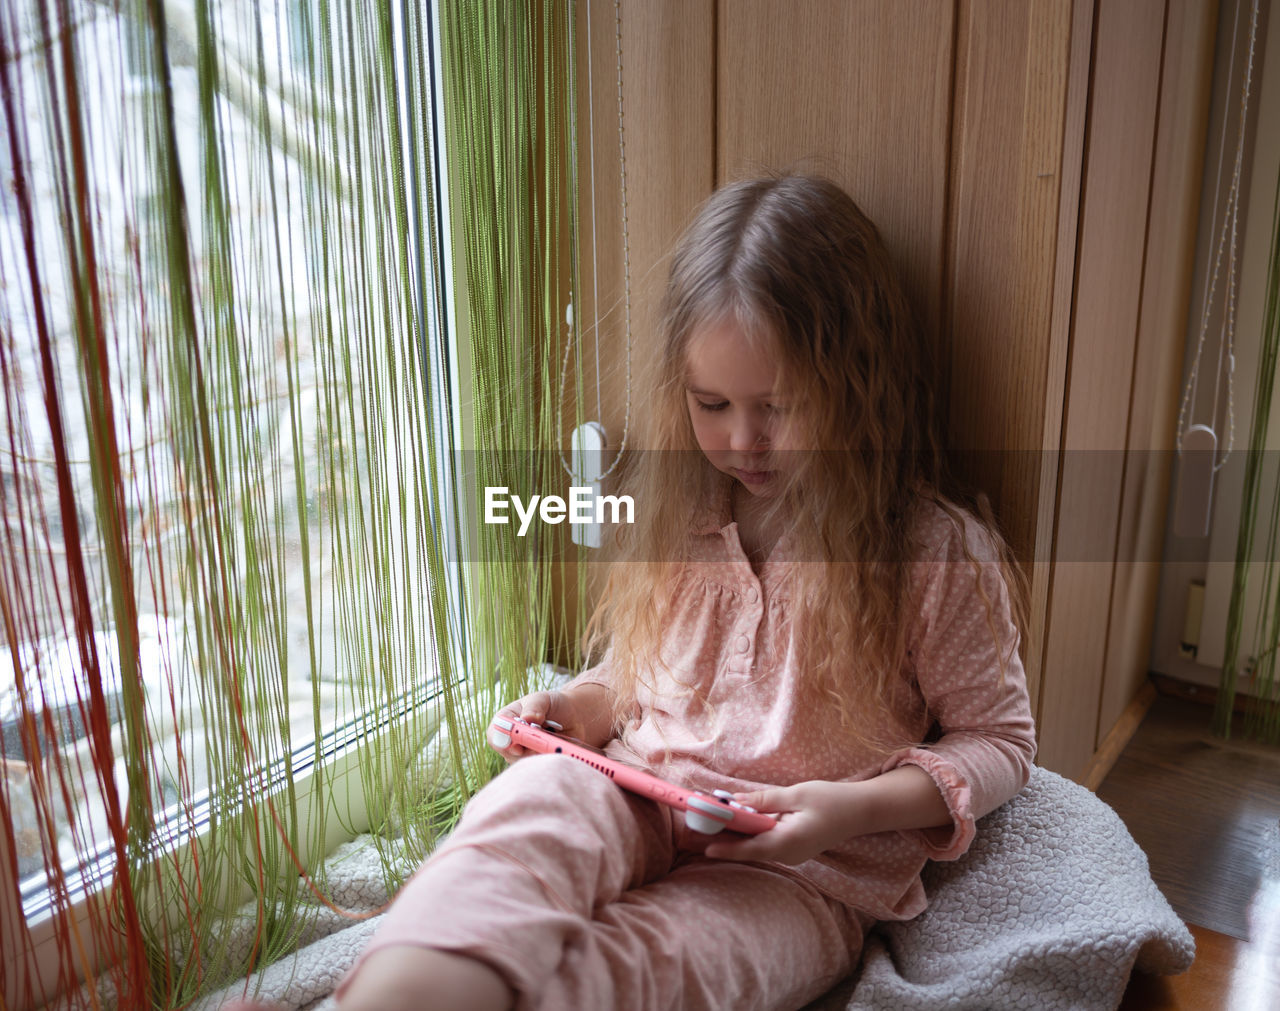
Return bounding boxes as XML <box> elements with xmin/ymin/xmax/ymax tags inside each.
<box><xmin>691</xmin><ymin>477</ymin><xmax>734</xmax><ymax>535</ymax></box>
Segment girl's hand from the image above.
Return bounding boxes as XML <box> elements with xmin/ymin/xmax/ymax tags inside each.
<box><xmin>702</xmin><ymin>780</ymin><xmax>866</xmax><ymax>865</ymax></box>
<box><xmin>489</xmin><ymin>690</ymin><xmax>575</xmax><ymax>762</ymax></box>
<box><xmin>702</xmin><ymin>766</ymin><xmax>953</xmax><ymax>865</ymax></box>
<box><xmin>489</xmin><ymin>689</ymin><xmax>596</xmax><ymax>763</ymax></box>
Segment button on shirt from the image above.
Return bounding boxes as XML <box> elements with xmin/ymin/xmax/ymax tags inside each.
<box><xmin>568</xmin><ymin>493</ymin><xmax>1037</xmax><ymax>921</ymax></box>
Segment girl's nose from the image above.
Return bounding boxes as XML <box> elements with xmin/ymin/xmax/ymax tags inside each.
<box><xmin>729</xmin><ymin>415</ymin><xmax>768</xmax><ymax>453</ymax></box>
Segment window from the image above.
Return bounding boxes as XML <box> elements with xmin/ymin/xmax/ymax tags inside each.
<box><xmin>1</xmin><ymin>2</ymin><xmax>461</xmax><ymax>998</ymax></box>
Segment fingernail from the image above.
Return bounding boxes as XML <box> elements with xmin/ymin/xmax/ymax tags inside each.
<box><xmin>489</xmin><ymin>729</ymin><xmax>511</xmax><ymax>750</ymax></box>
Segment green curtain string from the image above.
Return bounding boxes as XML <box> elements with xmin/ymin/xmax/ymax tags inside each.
<box><xmin>1215</xmin><ymin>148</ymin><xmax>1280</xmax><ymax>744</ymax></box>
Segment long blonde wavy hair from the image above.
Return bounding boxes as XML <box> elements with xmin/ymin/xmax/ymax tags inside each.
<box><xmin>585</xmin><ymin>174</ymin><xmax>1026</xmax><ymax>745</ymax></box>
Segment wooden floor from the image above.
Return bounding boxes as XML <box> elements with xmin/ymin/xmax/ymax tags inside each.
<box><xmin>1096</xmin><ymin>691</ymin><xmax>1280</xmax><ymax>1009</ymax></box>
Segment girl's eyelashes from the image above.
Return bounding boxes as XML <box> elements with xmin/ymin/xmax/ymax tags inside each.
<box><xmin>687</xmin><ymin>393</ymin><xmax>787</xmax><ymax>413</ymax></box>
<box><xmin>690</xmin><ymin>400</ymin><xmax>788</xmax><ymax>415</ymax></box>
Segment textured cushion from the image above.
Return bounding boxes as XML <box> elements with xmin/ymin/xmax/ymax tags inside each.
<box><xmin>807</xmin><ymin>766</ymin><xmax>1194</xmax><ymax>1010</ymax></box>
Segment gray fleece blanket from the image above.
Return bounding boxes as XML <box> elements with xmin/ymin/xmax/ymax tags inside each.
<box><xmin>200</xmin><ymin>767</ymin><xmax>1193</xmax><ymax>1011</ymax></box>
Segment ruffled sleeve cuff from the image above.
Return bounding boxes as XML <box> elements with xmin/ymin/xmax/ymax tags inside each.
<box><xmin>880</xmin><ymin>747</ymin><xmax>976</xmax><ymax>861</ymax></box>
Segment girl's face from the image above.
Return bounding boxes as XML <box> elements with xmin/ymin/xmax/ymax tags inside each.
<box><xmin>684</xmin><ymin>319</ymin><xmax>791</xmax><ymax>496</ymax></box>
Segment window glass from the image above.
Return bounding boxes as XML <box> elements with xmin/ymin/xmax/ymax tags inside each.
<box><xmin>0</xmin><ymin>0</ymin><xmax>455</xmax><ymax>906</ymax></box>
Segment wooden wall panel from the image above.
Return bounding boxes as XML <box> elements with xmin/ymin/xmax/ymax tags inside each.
<box><xmin>947</xmin><ymin>0</ymin><xmax>1072</xmax><ymax>459</ymax></box>
<box><xmin>574</xmin><ymin>0</ymin><xmax>715</xmax><ymax>446</ymax></box>
<box><xmin>1097</xmin><ymin>0</ymin><xmax>1218</xmax><ymax>739</ymax></box>
<box><xmin>715</xmin><ymin>0</ymin><xmax>954</xmax><ymax>342</ymax></box>
<box><xmin>947</xmin><ymin>0</ymin><xmax>1076</xmax><ymax>712</ymax></box>
<box><xmin>1033</xmin><ymin>0</ymin><xmax>1097</xmax><ymax>725</ymax></box>
<box><xmin>1036</xmin><ymin>0</ymin><xmax>1169</xmax><ymax>778</ymax></box>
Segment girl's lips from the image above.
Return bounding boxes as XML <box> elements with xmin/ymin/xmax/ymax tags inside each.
<box><xmin>734</xmin><ymin>468</ymin><xmax>775</xmax><ymax>486</ymax></box>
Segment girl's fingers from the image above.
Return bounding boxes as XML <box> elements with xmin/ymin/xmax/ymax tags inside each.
<box><xmin>733</xmin><ymin>787</ymin><xmax>793</xmax><ymax>814</ymax></box>
<box><xmin>486</xmin><ymin>721</ymin><xmax>518</xmax><ymax>756</ymax></box>
<box><xmin>490</xmin><ymin>691</ymin><xmax>560</xmax><ymax>760</ymax></box>
<box><xmin>514</xmin><ymin>691</ymin><xmax>554</xmax><ymax>725</ymax></box>
<box><xmin>494</xmin><ymin>692</ymin><xmax>547</xmax><ymax>728</ymax></box>
<box><xmin>705</xmin><ymin>835</ymin><xmax>774</xmax><ymax>861</ymax></box>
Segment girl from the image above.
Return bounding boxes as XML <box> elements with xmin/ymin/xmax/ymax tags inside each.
<box><xmin>335</xmin><ymin>175</ymin><xmax>1036</xmax><ymax>1010</ymax></box>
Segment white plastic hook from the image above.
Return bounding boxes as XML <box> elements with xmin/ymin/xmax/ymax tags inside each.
<box><xmin>1173</xmin><ymin>424</ymin><xmax>1218</xmax><ymax>538</ymax></box>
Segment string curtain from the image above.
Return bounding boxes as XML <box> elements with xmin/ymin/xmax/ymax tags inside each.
<box><xmin>1215</xmin><ymin>152</ymin><xmax>1280</xmax><ymax>745</ymax></box>
<box><xmin>0</xmin><ymin>0</ymin><xmax>582</xmax><ymax>1006</ymax></box>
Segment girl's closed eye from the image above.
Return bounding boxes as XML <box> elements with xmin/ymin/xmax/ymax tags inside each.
<box><xmin>695</xmin><ymin>399</ymin><xmax>729</xmax><ymax>412</ymax></box>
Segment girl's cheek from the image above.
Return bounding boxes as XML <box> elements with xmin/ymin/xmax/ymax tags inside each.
<box><xmin>690</xmin><ymin>415</ymin><xmax>725</xmax><ymax>456</ymax></box>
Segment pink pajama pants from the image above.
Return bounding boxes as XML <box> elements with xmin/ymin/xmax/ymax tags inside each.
<box><xmin>338</xmin><ymin>753</ymin><xmax>871</xmax><ymax>1011</ymax></box>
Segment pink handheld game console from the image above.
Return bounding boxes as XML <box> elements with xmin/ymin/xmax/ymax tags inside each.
<box><xmin>488</xmin><ymin>716</ymin><xmax>776</xmax><ymax>836</ymax></box>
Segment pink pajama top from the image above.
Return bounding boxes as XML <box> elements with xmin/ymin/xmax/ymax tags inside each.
<box><xmin>568</xmin><ymin>495</ymin><xmax>1037</xmax><ymax>922</ymax></box>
